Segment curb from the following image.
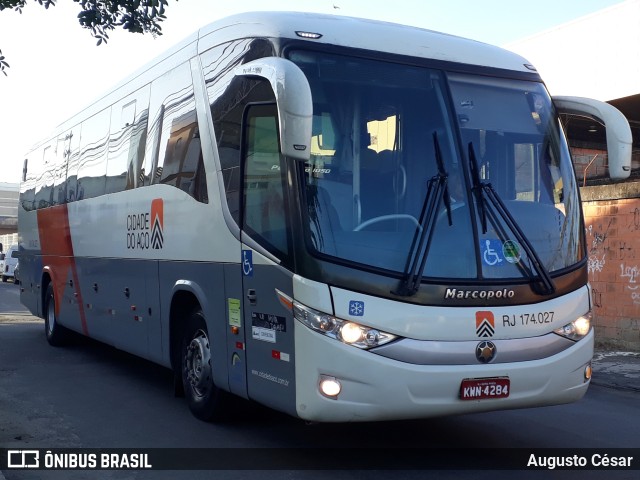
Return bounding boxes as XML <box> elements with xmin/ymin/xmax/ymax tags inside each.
<box><xmin>0</xmin><ymin>314</ymin><xmax>41</xmax><ymax>323</ymax></box>
<box><xmin>591</xmin><ymin>350</ymin><xmax>640</xmax><ymax>392</ymax></box>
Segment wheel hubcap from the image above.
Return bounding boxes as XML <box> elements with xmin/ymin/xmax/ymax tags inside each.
<box><xmin>185</xmin><ymin>329</ymin><xmax>212</xmax><ymax>398</ymax></box>
<box><xmin>47</xmin><ymin>296</ymin><xmax>55</xmax><ymax>335</ymax></box>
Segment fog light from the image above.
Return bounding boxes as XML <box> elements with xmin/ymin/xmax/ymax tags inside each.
<box><xmin>319</xmin><ymin>376</ymin><xmax>341</xmax><ymax>398</ymax></box>
<box><xmin>584</xmin><ymin>363</ymin><xmax>592</xmax><ymax>381</ymax></box>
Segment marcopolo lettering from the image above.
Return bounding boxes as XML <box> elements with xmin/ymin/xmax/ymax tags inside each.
<box><xmin>445</xmin><ymin>288</ymin><xmax>515</xmax><ymax>300</ymax></box>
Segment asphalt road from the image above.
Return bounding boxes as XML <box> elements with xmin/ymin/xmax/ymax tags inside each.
<box><xmin>0</xmin><ymin>279</ymin><xmax>25</xmax><ymax>316</ymax></box>
<box><xmin>0</xmin><ymin>281</ymin><xmax>638</xmax><ymax>480</ymax></box>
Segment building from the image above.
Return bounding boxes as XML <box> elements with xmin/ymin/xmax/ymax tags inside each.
<box><xmin>508</xmin><ymin>1</ymin><xmax>640</xmax><ymax>350</ymax></box>
<box><xmin>0</xmin><ymin>182</ymin><xmax>19</xmax><ymax>246</ymax></box>
<box><xmin>508</xmin><ymin>0</ymin><xmax>640</xmax><ymax>185</ymax></box>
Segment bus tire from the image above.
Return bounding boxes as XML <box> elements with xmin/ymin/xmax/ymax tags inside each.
<box><xmin>1</xmin><ymin>276</ymin><xmax>7</xmax><ymax>282</ymax></box>
<box><xmin>181</xmin><ymin>309</ymin><xmax>227</xmax><ymax>422</ymax></box>
<box><xmin>44</xmin><ymin>283</ymin><xmax>69</xmax><ymax>346</ymax></box>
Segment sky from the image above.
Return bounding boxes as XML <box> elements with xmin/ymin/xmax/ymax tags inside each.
<box><xmin>0</xmin><ymin>0</ymin><xmax>628</xmax><ymax>183</ymax></box>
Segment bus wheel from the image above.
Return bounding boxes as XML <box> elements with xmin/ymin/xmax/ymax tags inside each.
<box><xmin>181</xmin><ymin>309</ymin><xmax>227</xmax><ymax>422</ymax></box>
<box><xmin>44</xmin><ymin>284</ymin><xmax>69</xmax><ymax>346</ymax></box>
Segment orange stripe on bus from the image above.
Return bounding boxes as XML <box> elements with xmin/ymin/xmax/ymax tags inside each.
<box><xmin>37</xmin><ymin>205</ymin><xmax>89</xmax><ymax>335</ymax></box>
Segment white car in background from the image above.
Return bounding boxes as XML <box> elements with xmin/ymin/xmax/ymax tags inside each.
<box><xmin>1</xmin><ymin>244</ymin><xmax>18</xmax><ymax>283</ymax></box>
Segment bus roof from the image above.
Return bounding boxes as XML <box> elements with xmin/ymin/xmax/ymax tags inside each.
<box><xmin>34</xmin><ymin>11</ymin><xmax>536</xmax><ymax>153</ymax></box>
<box><xmin>198</xmin><ymin>11</ymin><xmax>535</xmax><ymax>73</ymax></box>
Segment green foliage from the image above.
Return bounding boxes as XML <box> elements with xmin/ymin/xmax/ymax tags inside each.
<box><xmin>0</xmin><ymin>49</ymin><xmax>9</xmax><ymax>76</ymax></box>
<box><xmin>75</xmin><ymin>0</ymin><xmax>170</xmax><ymax>46</ymax></box>
<box><xmin>0</xmin><ymin>0</ymin><xmax>173</xmax><ymax>72</ymax></box>
<box><xmin>0</xmin><ymin>1</ymin><xmax>55</xmax><ymax>13</ymax></box>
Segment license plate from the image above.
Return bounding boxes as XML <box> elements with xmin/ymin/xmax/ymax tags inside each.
<box><xmin>459</xmin><ymin>377</ymin><xmax>510</xmax><ymax>400</ymax></box>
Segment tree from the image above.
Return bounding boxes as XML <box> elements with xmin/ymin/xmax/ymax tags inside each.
<box><xmin>0</xmin><ymin>0</ymin><xmax>173</xmax><ymax>75</ymax></box>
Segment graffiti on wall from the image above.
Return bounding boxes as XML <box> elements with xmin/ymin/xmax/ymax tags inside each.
<box><xmin>586</xmin><ymin>219</ymin><xmax>612</xmax><ymax>274</ymax></box>
<box><xmin>584</xmin><ymin>201</ymin><xmax>640</xmax><ymax>347</ymax></box>
<box><xmin>586</xmin><ymin>207</ymin><xmax>640</xmax><ymax>308</ymax></box>
<box><xmin>588</xmin><ymin>254</ymin><xmax>606</xmax><ymax>273</ymax></box>
<box><xmin>620</xmin><ymin>263</ymin><xmax>640</xmax><ymax>306</ymax></box>
<box><xmin>591</xmin><ymin>287</ymin><xmax>603</xmax><ymax>308</ymax></box>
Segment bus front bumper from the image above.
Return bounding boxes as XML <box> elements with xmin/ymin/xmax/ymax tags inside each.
<box><xmin>294</xmin><ymin>325</ymin><xmax>593</xmax><ymax>422</ymax></box>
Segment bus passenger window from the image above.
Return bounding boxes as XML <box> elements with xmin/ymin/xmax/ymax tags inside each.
<box><xmin>34</xmin><ymin>144</ymin><xmax>56</xmax><ymax>209</ymax></box>
<box><xmin>146</xmin><ymin>62</ymin><xmax>207</xmax><ymax>202</ymax></box>
<box><xmin>203</xmin><ymin>38</ymin><xmax>277</xmax><ymax>224</ymax></box>
<box><xmin>159</xmin><ymin>120</ymin><xmax>208</xmax><ymax>203</ymax></box>
<box><xmin>76</xmin><ymin>108</ymin><xmax>111</xmax><ymax>200</ymax></box>
<box><xmin>106</xmin><ymin>87</ymin><xmax>150</xmax><ymax>194</ymax></box>
<box><xmin>20</xmin><ymin>156</ymin><xmax>36</xmax><ymax>212</ymax></box>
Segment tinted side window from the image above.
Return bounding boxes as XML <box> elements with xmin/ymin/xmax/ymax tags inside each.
<box><xmin>202</xmin><ymin>38</ymin><xmax>276</xmax><ymax>223</ymax></box>
<box><xmin>20</xmin><ymin>155</ymin><xmax>36</xmax><ymax>212</ymax></box>
<box><xmin>64</xmin><ymin>128</ymin><xmax>81</xmax><ymax>202</ymax></box>
<box><xmin>106</xmin><ymin>86</ymin><xmax>150</xmax><ymax>194</ymax></box>
<box><xmin>34</xmin><ymin>142</ymin><xmax>55</xmax><ymax>209</ymax></box>
<box><xmin>76</xmin><ymin>108</ymin><xmax>111</xmax><ymax>200</ymax></box>
<box><xmin>145</xmin><ymin>63</ymin><xmax>207</xmax><ymax>202</ymax></box>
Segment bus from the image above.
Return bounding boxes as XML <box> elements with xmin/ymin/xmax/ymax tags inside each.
<box><xmin>17</xmin><ymin>12</ymin><xmax>632</xmax><ymax>422</ymax></box>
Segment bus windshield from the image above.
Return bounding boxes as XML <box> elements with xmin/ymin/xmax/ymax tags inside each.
<box><xmin>290</xmin><ymin>50</ymin><xmax>584</xmax><ymax>283</ymax></box>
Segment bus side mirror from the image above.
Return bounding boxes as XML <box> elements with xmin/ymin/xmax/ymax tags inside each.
<box><xmin>553</xmin><ymin>96</ymin><xmax>632</xmax><ymax>180</ymax></box>
<box><xmin>234</xmin><ymin>57</ymin><xmax>313</xmax><ymax>161</ymax></box>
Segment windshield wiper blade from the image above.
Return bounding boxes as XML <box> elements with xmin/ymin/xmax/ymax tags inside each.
<box><xmin>393</xmin><ymin>132</ymin><xmax>450</xmax><ymax>297</ymax></box>
<box><xmin>434</xmin><ymin>132</ymin><xmax>453</xmax><ymax>227</ymax></box>
<box><xmin>467</xmin><ymin>142</ymin><xmax>555</xmax><ymax>295</ymax></box>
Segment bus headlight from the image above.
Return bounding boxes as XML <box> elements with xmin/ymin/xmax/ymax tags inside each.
<box><xmin>339</xmin><ymin>322</ymin><xmax>363</xmax><ymax>344</ymax></box>
<box><xmin>554</xmin><ymin>311</ymin><xmax>592</xmax><ymax>341</ymax></box>
<box><xmin>293</xmin><ymin>301</ymin><xmax>397</xmax><ymax>349</ymax></box>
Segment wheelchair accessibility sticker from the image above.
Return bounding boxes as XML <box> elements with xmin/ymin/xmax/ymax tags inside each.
<box><xmin>242</xmin><ymin>250</ymin><xmax>254</xmax><ymax>276</ymax></box>
<box><xmin>481</xmin><ymin>239</ymin><xmax>522</xmax><ymax>266</ymax></box>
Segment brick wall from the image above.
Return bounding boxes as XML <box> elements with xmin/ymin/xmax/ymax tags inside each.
<box><xmin>572</xmin><ymin>147</ymin><xmax>608</xmax><ymax>186</ymax></box>
<box><xmin>581</xmin><ymin>184</ymin><xmax>640</xmax><ymax>351</ymax></box>
<box><xmin>570</xmin><ymin>147</ymin><xmax>640</xmax><ymax>186</ymax></box>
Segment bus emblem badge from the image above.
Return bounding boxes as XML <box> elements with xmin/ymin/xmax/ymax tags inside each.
<box><xmin>475</xmin><ymin>311</ymin><xmax>495</xmax><ymax>338</ymax></box>
<box><xmin>150</xmin><ymin>199</ymin><xmax>164</xmax><ymax>249</ymax></box>
<box><xmin>476</xmin><ymin>341</ymin><xmax>497</xmax><ymax>364</ymax></box>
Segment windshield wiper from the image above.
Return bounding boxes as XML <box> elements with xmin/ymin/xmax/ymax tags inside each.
<box><xmin>394</xmin><ymin>132</ymin><xmax>452</xmax><ymax>297</ymax></box>
<box><xmin>468</xmin><ymin>142</ymin><xmax>555</xmax><ymax>295</ymax></box>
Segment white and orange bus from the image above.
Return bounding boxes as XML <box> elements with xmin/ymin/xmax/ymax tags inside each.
<box><xmin>17</xmin><ymin>12</ymin><xmax>631</xmax><ymax>422</ymax></box>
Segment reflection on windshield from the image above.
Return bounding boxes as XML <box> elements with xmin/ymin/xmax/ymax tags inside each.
<box><xmin>290</xmin><ymin>51</ymin><xmax>584</xmax><ymax>284</ymax></box>
<box><xmin>448</xmin><ymin>74</ymin><xmax>584</xmax><ymax>278</ymax></box>
<box><xmin>290</xmin><ymin>50</ymin><xmax>476</xmax><ymax>279</ymax></box>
